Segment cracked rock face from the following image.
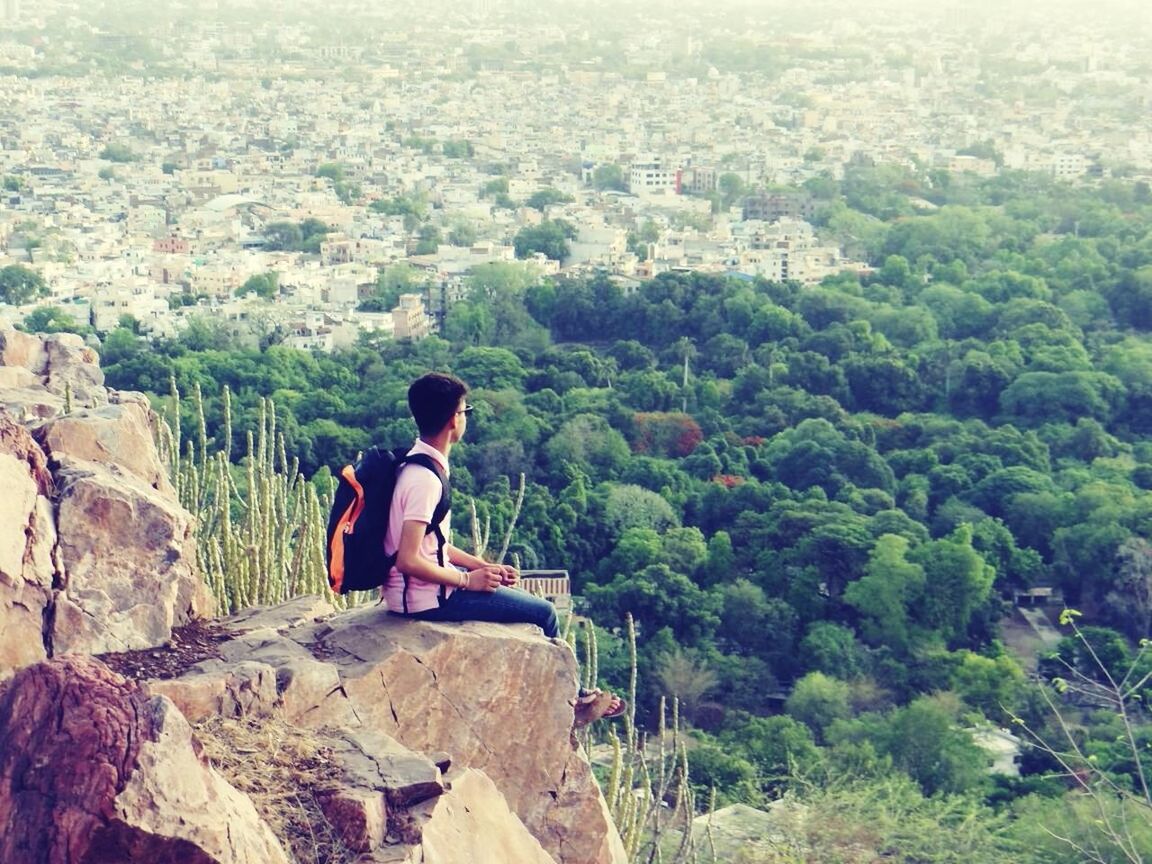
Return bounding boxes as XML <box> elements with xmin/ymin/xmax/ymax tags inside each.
<box><xmin>52</xmin><ymin>459</ymin><xmax>205</xmax><ymax>655</ymax></box>
<box><xmin>0</xmin><ymin>413</ymin><xmax>55</xmax><ymax>680</ymax></box>
<box><xmin>159</xmin><ymin>598</ymin><xmax>628</xmax><ymax>864</ymax></box>
<box><xmin>0</xmin><ymin>655</ymin><xmax>289</xmax><ymax>864</ymax></box>
<box><xmin>0</xmin><ymin>327</ymin><xmax>212</xmax><ymax>673</ymax></box>
<box><xmin>0</xmin><ymin>328</ymin><xmax>106</xmax><ymax>415</ymax></box>
<box><xmin>0</xmin><ymin>330</ymin><xmax>626</xmax><ymax>864</ymax></box>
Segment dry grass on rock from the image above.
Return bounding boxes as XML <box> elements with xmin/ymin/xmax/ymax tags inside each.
<box><xmin>194</xmin><ymin>714</ymin><xmax>359</xmax><ymax>864</ymax></box>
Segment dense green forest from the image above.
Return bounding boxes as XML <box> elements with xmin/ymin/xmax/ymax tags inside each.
<box><xmin>96</xmin><ymin>165</ymin><xmax>1152</xmax><ymax>861</ymax></box>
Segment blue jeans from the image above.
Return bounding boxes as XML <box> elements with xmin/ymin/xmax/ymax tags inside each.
<box><xmin>403</xmin><ymin>586</ymin><xmax>560</xmax><ymax>639</ymax></box>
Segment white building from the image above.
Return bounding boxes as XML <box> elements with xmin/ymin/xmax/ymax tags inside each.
<box><xmin>628</xmin><ymin>158</ymin><xmax>679</xmax><ymax>196</ymax></box>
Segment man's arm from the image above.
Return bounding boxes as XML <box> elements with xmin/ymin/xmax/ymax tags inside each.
<box><xmin>396</xmin><ymin>521</ymin><xmax>502</xmax><ymax>591</ymax></box>
<box><xmin>446</xmin><ymin>543</ymin><xmax>519</xmax><ymax>586</ymax></box>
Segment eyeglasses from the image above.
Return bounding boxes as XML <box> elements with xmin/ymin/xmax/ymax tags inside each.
<box><xmin>457</xmin><ymin>404</ymin><xmax>474</xmax><ymax>415</ymax></box>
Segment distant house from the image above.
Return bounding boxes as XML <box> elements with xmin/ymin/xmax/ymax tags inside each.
<box><xmin>518</xmin><ymin>570</ymin><xmax>572</xmax><ymax>615</ymax></box>
<box><xmin>970</xmin><ymin>727</ymin><xmax>1022</xmax><ymax>777</ymax></box>
<box><xmin>1013</xmin><ymin>586</ymin><xmax>1064</xmax><ymax>607</ymax></box>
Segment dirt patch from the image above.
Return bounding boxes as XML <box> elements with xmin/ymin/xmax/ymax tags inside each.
<box><xmin>96</xmin><ymin>618</ymin><xmax>233</xmax><ymax>681</ymax></box>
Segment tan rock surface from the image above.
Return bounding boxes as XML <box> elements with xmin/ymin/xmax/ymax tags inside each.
<box><xmin>0</xmin><ymin>655</ymin><xmax>289</xmax><ymax>864</ymax></box>
<box><xmin>414</xmin><ymin>768</ymin><xmax>559</xmax><ymax>864</ymax></box>
<box><xmin>36</xmin><ymin>399</ymin><xmax>173</xmax><ymax>493</ymax></box>
<box><xmin>0</xmin><ymin>328</ymin><xmax>106</xmax><ymax>408</ymax></box>
<box><xmin>41</xmin><ymin>331</ymin><xmax>107</xmax><ymax>406</ymax></box>
<box><xmin>148</xmin><ymin>660</ymin><xmax>279</xmax><ymax>723</ymax></box>
<box><xmin>0</xmin><ymin>414</ymin><xmax>56</xmax><ymax>680</ymax></box>
<box><xmin>154</xmin><ymin>600</ymin><xmax>627</xmax><ymax>864</ymax></box>
<box><xmin>0</xmin><ymin>327</ymin><xmax>48</xmax><ymax>372</ymax></box>
<box><xmin>53</xmin><ymin>460</ymin><xmax>207</xmax><ymax>654</ymax></box>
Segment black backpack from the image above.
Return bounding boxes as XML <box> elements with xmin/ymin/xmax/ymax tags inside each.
<box><xmin>326</xmin><ymin>446</ymin><xmax>450</xmax><ymax>602</ymax></box>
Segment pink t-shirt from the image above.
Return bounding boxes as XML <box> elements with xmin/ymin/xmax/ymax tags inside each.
<box><xmin>381</xmin><ymin>439</ymin><xmax>453</xmax><ymax>614</ymax></box>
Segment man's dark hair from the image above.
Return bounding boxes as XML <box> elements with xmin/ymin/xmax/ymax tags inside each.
<box><xmin>408</xmin><ymin>372</ymin><xmax>468</xmax><ymax>437</ymax></box>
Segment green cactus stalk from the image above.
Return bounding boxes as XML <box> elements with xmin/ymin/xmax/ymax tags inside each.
<box><xmin>157</xmin><ymin>384</ymin><xmax>338</xmax><ymax>615</ymax></box>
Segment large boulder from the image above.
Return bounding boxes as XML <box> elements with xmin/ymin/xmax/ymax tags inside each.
<box><xmin>51</xmin><ymin>459</ymin><xmax>209</xmax><ymax>655</ymax></box>
<box><xmin>151</xmin><ymin>598</ymin><xmax>628</xmax><ymax>864</ymax></box>
<box><xmin>0</xmin><ymin>414</ymin><xmax>56</xmax><ymax>680</ymax></box>
<box><xmin>35</xmin><ymin>394</ymin><xmax>173</xmax><ymax>493</ymax></box>
<box><xmin>0</xmin><ymin>328</ymin><xmax>106</xmax><ymax>410</ymax></box>
<box><xmin>0</xmin><ymin>327</ymin><xmax>207</xmax><ymax>670</ymax></box>
<box><xmin>404</xmin><ymin>768</ymin><xmax>559</xmax><ymax>864</ymax></box>
<box><xmin>0</xmin><ymin>655</ymin><xmax>289</xmax><ymax>864</ymax></box>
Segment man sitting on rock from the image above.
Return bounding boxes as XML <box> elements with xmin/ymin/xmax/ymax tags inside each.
<box><xmin>383</xmin><ymin>372</ymin><xmax>625</xmax><ymax>727</ymax></box>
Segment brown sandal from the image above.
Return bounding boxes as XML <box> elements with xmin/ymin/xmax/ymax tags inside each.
<box><xmin>574</xmin><ymin>690</ymin><xmax>627</xmax><ymax>727</ymax></box>
<box><xmin>574</xmin><ymin>690</ymin><xmax>616</xmax><ymax>727</ymax></box>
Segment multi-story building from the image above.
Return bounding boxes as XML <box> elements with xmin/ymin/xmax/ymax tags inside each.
<box><xmin>741</xmin><ymin>192</ymin><xmax>817</xmax><ymax>223</ymax></box>
<box><xmin>679</xmin><ymin>166</ymin><xmax>717</xmax><ymax>195</ymax></box>
<box><xmin>628</xmin><ymin>158</ymin><xmax>679</xmax><ymax>196</ymax></box>
<box><xmin>1051</xmin><ymin>153</ymin><xmax>1088</xmax><ymax>179</ymax></box>
<box><xmin>392</xmin><ymin>292</ymin><xmax>431</xmax><ymax>341</ymax></box>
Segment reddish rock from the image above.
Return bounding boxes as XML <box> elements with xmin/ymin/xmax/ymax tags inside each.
<box><xmin>0</xmin><ymin>655</ymin><xmax>288</xmax><ymax>864</ymax></box>
<box><xmin>0</xmin><ymin>413</ymin><xmax>56</xmax><ymax>680</ymax></box>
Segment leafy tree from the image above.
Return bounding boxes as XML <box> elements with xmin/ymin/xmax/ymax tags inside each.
<box><xmin>441</xmin><ymin>139</ymin><xmax>474</xmax><ymax>158</ymax></box>
<box><xmin>800</xmin><ymin>622</ymin><xmax>866</xmax><ymax>681</ymax></box>
<box><xmin>730</xmin><ymin>714</ymin><xmax>820</xmax><ymax>782</ymax></box>
<box><xmin>513</xmin><ymin>220</ymin><xmax>576</xmax><ymax>262</ymax></box>
<box><xmin>263</xmin><ymin>221</ymin><xmax>303</xmax><ymax>251</ymax></box>
<box><xmin>237</xmin><ymin>271</ymin><xmax>278</xmax><ymax>299</ymax></box>
<box><xmin>360</xmin><ymin>263</ymin><xmax>421</xmax><ymax>313</ymax></box>
<box><xmin>19</xmin><ymin>305</ymin><xmax>90</xmax><ymax>335</ymax></box>
<box><xmin>544</xmin><ymin>414</ymin><xmax>630</xmax><ymax>479</ymax></box>
<box><xmin>1000</xmin><ymin>371</ymin><xmax>1125</xmax><ymax>425</ymax></box>
<box><xmin>844</xmin><ymin>355</ymin><xmax>926</xmax><ymax>415</ymax></box>
<box><xmin>686</xmin><ymin>743</ymin><xmax>761</xmax><ymax>807</ymax></box>
<box><xmin>99</xmin><ymin>143</ymin><xmax>137</xmax><ymax>162</ymax></box>
<box><xmin>882</xmin><ymin>694</ymin><xmax>990</xmax><ymax>795</ymax></box>
<box><xmin>0</xmin><ymin>265</ymin><xmax>49</xmax><ymax>305</ymax></box>
<box><xmin>591</xmin><ymin>164</ymin><xmax>627</xmax><ymax>192</ymax></box>
<box><xmin>717</xmin><ymin>172</ymin><xmax>746</xmax><ymax>210</ymax></box>
<box><xmin>454</xmin><ymin>346</ymin><xmax>526</xmax><ymax>390</ymax></box>
<box><xmin>585</xmin><ymin>564</ymin><xmax>721</xmax><ymax>645</ymax></box>
<box><xmin>315</xmin><ymin>162</ymin><xmax>359</xmax><ymax>204</ymax></box>
<box><xmin>525</xmin><ymin>188</ymin><xmax>574</xmax><ymax>211</ymax></box>
<box><xmin>949</xmin><ymin>650</ymin><xmax>1025</xmax><ymax>720</ymax></box>
<box><xmin>414</xmin><ymin>223</ymin><xmax>441</xmax><ymax>255</ymax></box>
<box><xmin>447</xmin><ymin>218</ymin><xmax>477</xmax><ymax>248</ymax></box>
<box><xmin>910</xmin><ymin>524</ymin><xmax>996</xmax><ymax>646</ymax></box>
<box><xmin>653</xmin><ymin>646</ymin><xmax>719</xmax><ymax>725</ymax></box>
<box><xmin>631</xmin><ymin>412</ymin><xmax>703</xmax><ymax>458</ymax></box>
<box><xmin>480</xmin><ymin>177</ymin><xmax>509</xmax><ymax>198</ymax></box>
<box><xmin>845</xmin><ymin>534</ymin><xmax>925</xmax><ymax>656</ymax></box>
<box><xmin>787</xmin><ymin>672</ymin><xmax>852</xmax><ymax>742</ymax></box>
<box><xmin>602</xmin><ymin>484</ymin><xmax>680</xmax><ymax>538</ymax></box>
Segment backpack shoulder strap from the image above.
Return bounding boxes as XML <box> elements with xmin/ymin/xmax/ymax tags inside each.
<box><xmin>394</xmin><ymin>452</ymin><xmax>453</xmax><ymax>612</ymax></box>
<box><xmin>397</xmin><ymin>453</ymin><xmax>451</xmax><ymax>562</ymax></box>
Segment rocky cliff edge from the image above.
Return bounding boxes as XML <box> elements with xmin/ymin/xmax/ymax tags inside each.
<box><xmin>0</xmin><ymin>327</ymin><xmax>627</xmax><ymax>864</ymax></box>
